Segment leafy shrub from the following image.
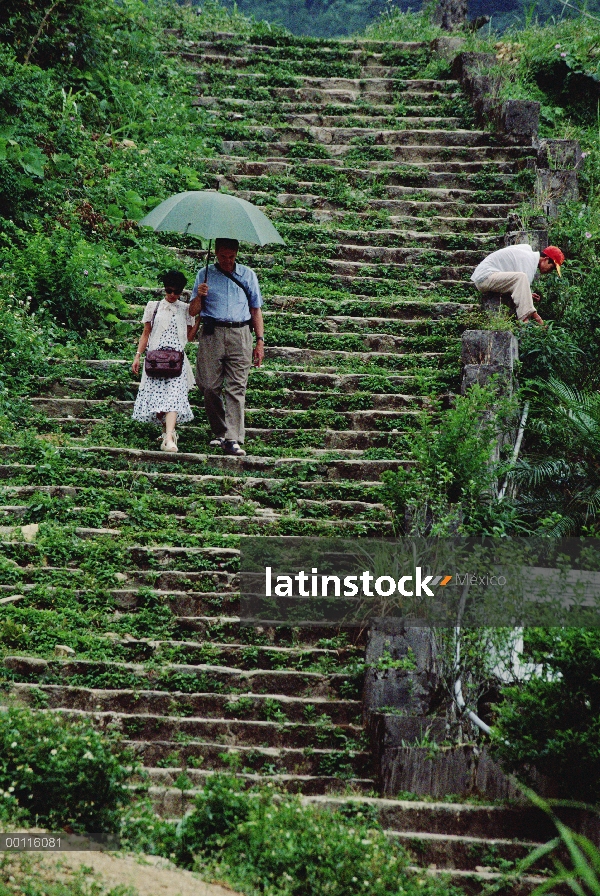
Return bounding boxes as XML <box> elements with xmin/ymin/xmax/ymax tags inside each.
<box><xmin>382</xmin><ymin>384</ymin><xmax>518</xmax><ymax>535</ymax></box>
<box><xmin>0</xmin><ymin>704</ymin><xmax>133</xmax><ymax>831</ymax></box>
<box><xmin>1</xmin><ymin>227</ymin><xmax>130</xmax><ymax>332</ymax></box>
<box><xmin>0</xmin><ymin>0</ymin><xmax>111</xmax><ymax>69</ymax></box>
<box><xmin>167</xmin><ymin>774</ymin><xmax>450</xmax><ymax>896</ymax></box>
<box><xmin>491</xmin><ymin>629</ymin><xmax>600</xmax><ymax>803</ymax></box>
<box><xmin>518</xmin><ymin>323</ymin><xmax>584</xmax><ymax>382</ymax></box>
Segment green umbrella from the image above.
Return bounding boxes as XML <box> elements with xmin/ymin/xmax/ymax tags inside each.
<box><xmin>139</xmin><ymin>189</ymin><xmax>284</xmax><ymax>244</ymax></box>
<box><xmin>139</xmin><ymin>190</ymin><xmax>284</xmax><ymax>284</ymax></box>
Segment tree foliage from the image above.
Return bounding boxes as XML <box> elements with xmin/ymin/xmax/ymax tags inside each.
<box><xmin>492</xmin><ymin>629</ymin><xmax>600</xmax><ymax>804</ymax></box>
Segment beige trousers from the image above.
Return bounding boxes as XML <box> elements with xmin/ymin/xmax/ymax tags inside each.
<box><xmin>475</xmin><ymin>272</ymin><xmax>535</xmax><ymax>320</ymax></box>
<box><xmin>195</xmin><ymin>326</ymin><xmax>253</xmax><ymax>443</ymax></box>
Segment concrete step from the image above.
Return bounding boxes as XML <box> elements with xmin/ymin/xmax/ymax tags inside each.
<box><xmin>195</xmin><ymin>72</ymin><xmax>459</xmax><ymax>93</ymax></box>
<box><xmin>42</xmin><ymin>707</ymin><xmax>365</xmax><ymax>750</ymax></box>
<box><xmin>3</xmin><ymin>656</ymin><xmax>356</xmax><ymax>698</ymax></box>
<box><xmin>34</xmin><ymin>378</ymin><xmax>426</xmax><ymax>409</ymax></box>
<box><xmin>276</xmin><ymin>210</ymin><xmax>508</xmax><ymax>233</ymax></box>
<box><xmin>233</xmin><ymin>189</ymin><xmax>517</xmax><ymax>218</ymax></box>
<box><xmin>389</xmin><ymin>830</ymin><xmax>542</xmax><ymax>872</ymax></box>
<box><xmin>203</xmin><ymin>155</ymin><xmax>520</xmax><ymax>179</ymax></box>
<box><xmin>272</xmin><ymin>113</ymin><xmax>465</xmax><ymax>129</ymax></box>
<box><xmin>197</xmin><ymin>96</ymin><xmax>459</xmax><ymax>116</ymax></box>
<box><xmin>30</xmin><ymin>397</ymin><xmax>421</xmax><ymax>427</ymax></box>
<box><xmin>210</xmin><ymin>160</ymin><xmax>519</xmax><ymax>190</ymax></box>
<box><xmin>302</xmin><ymin>795</ymin><xmax>573</xmax><ymax>842</ymax></box>
<box><xmin>11</xmin><ymin>683</ymin><xmax>360</xmax><ymax>725</ymax></box>
<box><xmin>219</xmin><ymin>141</ymin><xmax>534</xmax><ymax>164</ymax></box>
<box><xmin>216</xmin><ymin>174</ymin><xmax>520</xmax><ymax>202</ymax></box>
<box><xmin>0</xmin><ymin>466</ymin><xmax>386</xmax><ymax>503</ymax></box>
<box><xmin>214</xmin><ymin>124</ymin><xmax>501</xmax><ymax>147</ymax></box>
<box><xmin>198</xmin><ymin>86</ymin><xmax>463</xmax><ymax>106</ymax></box>
<box><xmin>0</xmin><ymin>443</ymin><xmax>409</xmax><ymax>479</ymax></box>
<box><xmin>178</xmin><ymin>36</ymin><xmax>428</xmax><ymax>52</ymax></box>
<box><xmin>139</xmin><ymin>766</ymin><xmax>374</xmax><ymax>796</ymax></box>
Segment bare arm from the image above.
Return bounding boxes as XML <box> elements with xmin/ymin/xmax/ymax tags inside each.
<box><xmin>132</xmin><ymin>322</ymin><xmax>152</xmax><ymax>374</ymax></box>
<box><xmin>189</xmin><ymin>283</ymin><xmax>208</xmax><ymax>317</ymax></box>
<box><xmin>251</xmin><ymin>307</ymin><xmax>265</xmax><ymax>368</ymax></box>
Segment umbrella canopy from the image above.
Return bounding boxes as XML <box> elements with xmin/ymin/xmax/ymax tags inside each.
<box><xmin>139</xmin><ymin>190</ymin><xmax>284</xmax><ymax>245</ymax></box>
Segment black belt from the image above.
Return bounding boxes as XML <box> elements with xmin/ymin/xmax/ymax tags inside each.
<box><xmin>205</xmin><ymin>318</ymin><xmax>251</xmax><ymax>329</ymax></box>
<box><xmin>201</xmin><ymin>317</ymin><xmax>252</xmax><ymax>336</ymax></box>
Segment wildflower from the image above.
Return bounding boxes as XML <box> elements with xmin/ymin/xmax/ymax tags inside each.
<box><xmin>83</xmin><ymin>751</ymin><xmax>94</xmax><ymax>760</ymax></box>
<box><xmin>67</xmin><ymin>41</ymin><xmax>75</xmax><ymax>48</ymax></box>
<box><xmin>561</xmin><ymin>52</ymin><xmax>567</xmax><ymax>57</ymax></box>
<box><xmin>50</xmin><ymin>748</ymin><xmax>57</xmax><ymax>755</ymax></box>
<box><xmin>582</xmin><ymin>152</ymin><xmax>589</xmax><ymax>158</ymax></box>
<box><xmin>585</xmin><ymin>231</ymin><xmax>592</xmax><ymax>238</ymax></box>
<box><xmin>83</xmin><ymin>270</ymin><xmax>89</xmax><ymax>275</ymax></box>
<box><xmin>10</xmin><ymin>742</ymin><xmax>17</xmax><ymax>748</ymax></box>
<box><xmin>555</xmin><ymin>43</ymin><xmax>561</xmax><ymax>48</ymax></box>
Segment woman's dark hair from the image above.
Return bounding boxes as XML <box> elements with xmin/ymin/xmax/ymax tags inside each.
<box><xmin>160</xmin><ymin>270</ymin><xmax>187</xmax><ymax>292</ymax></box>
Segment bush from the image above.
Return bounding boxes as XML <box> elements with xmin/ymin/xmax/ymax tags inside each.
<box><xmin>0</xmin><ymin>0</ymin><xmax>112</xmax><ymax>69</ymax></box>
<box><xmin>382</xmin><ymin>384</ymin><xmax>519</xmax><ymax>535</ymax></box>
<box><xmin>168</xmin><ymin>775</ymin><xmax>451</xmax><ymax>896</ymax></box>
<box><xmin>1</xmin><ymin>227</ymin><xmax>130</xmax><ymax>333</ymax></box>
<box><xmin>491</xmin><ymin>629</ymin><xmax>600</xmax><ymax>803</ymax></box>
<box><xmin>0</xmin><ymin>704</ymin><xmax>133</xmax><ymax>831</ymax></box>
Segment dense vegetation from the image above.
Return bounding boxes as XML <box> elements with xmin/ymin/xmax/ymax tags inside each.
<box><xmin>212</xmin><ymin>0</ymin><xmax>600</xmax><ymax>37</ymax></box>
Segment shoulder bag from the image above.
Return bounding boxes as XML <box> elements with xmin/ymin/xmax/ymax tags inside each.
<box><xmin>144</xmin><ymin>302</ymin><xmax>184</xmax><ymax>378</ymax></box>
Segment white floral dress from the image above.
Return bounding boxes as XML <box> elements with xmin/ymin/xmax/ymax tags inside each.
<box><xmin>132</xmin><ymin>302</ymin><xmax>195</xmax><ymax>426</ymax></box>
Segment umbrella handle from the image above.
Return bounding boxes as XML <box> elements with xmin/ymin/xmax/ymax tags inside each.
<box><xmin>200</xmin><ymin>239</ymin><xmax>211</xmax><ymax>312</ymax></box>
<box><xmin>204</xmin><ymin>240</ymin><xmax>211</xmax><ymax>284</ymax></box>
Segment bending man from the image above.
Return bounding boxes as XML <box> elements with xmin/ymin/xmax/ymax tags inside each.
<box><xmin>470</xmin><ymin>243</ymin><xmax>565</xmax><ymax>324</ymax></box>
<box><xmin>189</xmin><ymin>238</ymin><xmax>265</xmax><ymax>458</ymax></box>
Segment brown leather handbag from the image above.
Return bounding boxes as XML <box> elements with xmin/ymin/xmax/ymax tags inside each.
<box><xmin>145</xmin><ymin>348</ymin><xmax>184</xmax><ymax>378</ymax></box>
<box><xmin>144</xmin><ymin>302</ymin><xmax>184</xmax><ymax>378</ymax></box>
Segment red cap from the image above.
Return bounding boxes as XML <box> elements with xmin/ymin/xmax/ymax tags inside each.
<box><xmin>542</xmin><ymin>246</ymin><xmax>565</xmax><ymax>276</ymax></box>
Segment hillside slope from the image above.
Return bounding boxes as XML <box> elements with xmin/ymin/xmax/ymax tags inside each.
<box><xmin>0</xmin><ymin>26</ymin><xmax>552</xmax><ymax>890</ymax></box>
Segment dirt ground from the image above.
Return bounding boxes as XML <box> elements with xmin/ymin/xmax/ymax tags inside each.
<box><xmin>40</xmin><ymin>850</ymin><xmax>243</xmax><ymax>896</ymax></box>
<box><xmin>0</xmin><ymin>836</ymin><xmax>243</xmax><ymax>896</ymax></box>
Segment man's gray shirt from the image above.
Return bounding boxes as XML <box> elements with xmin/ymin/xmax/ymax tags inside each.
<box><xmin>190</xmin><ymin>263</ymin><xmax>263</xmax><ymax>322</ymax></box>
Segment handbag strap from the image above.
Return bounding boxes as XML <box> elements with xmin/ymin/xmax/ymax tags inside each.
<box><xmin>150</xmin><ymin>300</ymin><xmax>160</xmax><ymax>329</ymax></box>
<box><xmin>215</xmin><ymin>263</ymin><xmax>253</xmax><ymax>320</ymax></box>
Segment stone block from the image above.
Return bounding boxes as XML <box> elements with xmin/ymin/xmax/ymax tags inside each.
<box><xmin>451</xmin><ymin>52</ymin><xmax>496</xmax><ymax>82</ymax></box>
<box><xmin>432</xmin><ymin>0</ymin><xmax>467</xmax><ymax>31</ymax></box>
<box><xmin>537</xmin><ymin>138</ymin><xmax>583</xmax><ymax>170</ymax></box>
<box><xmin>480</xmin><ymin>291</ymin><xmax>514</xmax><ymax>314</ymax></box>
<box><xmin>461</xmin><ymin>363</ymin><xmax>512</xmax><ymax>393</ymax></box>
<box><xmin>429</xmin><ymin>37</ymin><xmax>465</xmax><ymax>58</ymax></box>
<box><xmin>461</xmin><ymin>330</ymin><xmax>519</xmax><ymax>367</ymax></box>
<box><xmin>3</xmin><ymin>655</ymin><xmax>48</xmax><ymax>676</ymax></box>
<box><xmin>504</xmin><ymin>229</ymin><xmax>548</xmax><ymax>252</ymax></box>
<box><xmin>536</xmin><ymin>168</ymin><xmax>579</xmax><ymax>209</ymax></box>
<box><xmin>368</xmin><ymin>712</ymin><xmax>447</xmax><ymax>749</ymax></box>
<box><xmin>500</xmin><ymin>100</ymin><xmax>539</xmax><ymax>143</ymax></box>
<box><xmin>362</xmin><ymin>619</ymin><xmax>438</xmax><ymax>722</ymax></box>
<box><xmin>375</xmin><ymin>743</ymin><xmax>522</xmax><ymax>800</ymax></box>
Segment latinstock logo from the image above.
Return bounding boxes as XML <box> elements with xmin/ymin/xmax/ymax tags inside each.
<box><xmin>265</xmin><ymin>566</ymin><xmax>453</xmax><ymax>598</ymax></box>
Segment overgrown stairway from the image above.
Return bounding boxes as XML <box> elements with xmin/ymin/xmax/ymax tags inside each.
<box><xmin>1</xmin><ymin>31</ymin><xmax>542</xmax><ymax>890</ymax></box>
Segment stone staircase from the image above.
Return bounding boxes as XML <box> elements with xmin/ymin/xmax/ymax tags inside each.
<box><xmin>0</xmin><ymin>31</ymin><xmax>548</xmax><ymax>890</ymax></box>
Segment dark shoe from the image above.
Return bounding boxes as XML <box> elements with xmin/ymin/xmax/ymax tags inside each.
<box><xmin>222</xmin><ymin>440</ymin><xmax>246</xmax><ymax>457</ymax></box>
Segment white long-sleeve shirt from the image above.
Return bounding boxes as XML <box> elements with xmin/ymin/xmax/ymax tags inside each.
<box><xmin>471</xmin><ymin>244</ymin><xmax>540</xmax><ymax>285</ymax></box>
